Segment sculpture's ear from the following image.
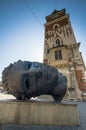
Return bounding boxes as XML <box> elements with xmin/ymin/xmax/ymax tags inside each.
<box><xmin>63</xmin><ymin>76</ymin><xmax>67</xmax><ymax>83</ymax></box>
<box><xmin>56</xmin><ymin>73</ymin><xmax>67</xmax><ymax>89</ymax></box>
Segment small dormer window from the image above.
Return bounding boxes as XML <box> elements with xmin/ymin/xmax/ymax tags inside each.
<box><xmin>56</xmin><ymin>39</ymin><xmax>60</xmax><ymax>46</ymax></box>
<box><xmin>47</xmin><ymin>49</ymin><xmax>49</xmax><ymax>53</ymax></box>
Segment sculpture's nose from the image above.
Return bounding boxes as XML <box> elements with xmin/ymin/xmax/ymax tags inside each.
<box><xmin>29</xmin><ymin>67</ymin><xmax>43</xmax><ymax>79</ymax></box>
<box><xmin>27</xmin><ymin>62</ymin><xmax>43</xmax><ymax>79</ymax></box>
<box><xmin>35</xmin><ymin>70</ymin><xmax>43</xmax><ymax>78</ymax></box>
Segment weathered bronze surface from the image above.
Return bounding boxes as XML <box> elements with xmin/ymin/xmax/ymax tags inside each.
<box><xmin>2</xmin><ymin>60</ymin><xmax>67</xmax><ymax>101</ymax></box>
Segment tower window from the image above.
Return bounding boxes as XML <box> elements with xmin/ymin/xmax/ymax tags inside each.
<box><xmin>55</xmin><ymin>50</ymin><xmax>62</xmax><ymax>60</ymax></box>
<box><xmin>47</xmin><ymin>49</ymin><xmax>49</xmax><ymax>53</ymax></box>
<box><xmin>56</xmin><ymin>39</ymin><xmax>60</xmax><ymax>46</ymax></box>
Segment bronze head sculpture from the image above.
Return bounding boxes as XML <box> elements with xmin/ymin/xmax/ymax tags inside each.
<box><xmin>2</xmin><ymin>60</ymin><xmax>67</xmax><ymax>101</ymax></box>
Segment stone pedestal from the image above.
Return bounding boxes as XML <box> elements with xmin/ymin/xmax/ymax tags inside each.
<box><xmin>0</xmin><ymin>100</ymin><xmax>80</xmax><ymax>125</ymax></box>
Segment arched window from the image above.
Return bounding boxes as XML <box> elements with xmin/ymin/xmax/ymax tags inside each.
<box><xmin>54</xmin><ymin>25</ymin><xmax>58</xmax><ymax>30</ymax></box>
<box><xmin>53</xmin><ymin>24</ymin><xmax>60</xmax><ymax>30</ymax></box>
<box><xmin>56</xmin><ymin>39</ymin><xmax>60</xmax><ymax>46</ymax></box>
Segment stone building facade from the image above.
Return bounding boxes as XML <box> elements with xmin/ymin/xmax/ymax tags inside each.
<box><xmin>43</xmin><ymin>9</ymin><xmax>86</xmax><ymax>100</ymax></box>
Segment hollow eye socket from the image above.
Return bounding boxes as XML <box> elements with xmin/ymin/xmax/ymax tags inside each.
<box><xmin>24</xmin><ymin>77</ymin><xmax>29</xmax><ymax>89</ymax></box>
<box><xmin>26</xmin><ymin>63</ymin><xmax>31</xmax><ymax>70</ymax></box>
<box><xmin>28</xmin><ymin>63</ymin><xmax>31</xmax><ymax>69</ymax></box>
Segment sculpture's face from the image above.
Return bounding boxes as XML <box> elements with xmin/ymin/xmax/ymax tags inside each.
<box><xmin>4</xmin><ymin>61</ymin><xmax>58</xmax><ymax>100</ymax></box>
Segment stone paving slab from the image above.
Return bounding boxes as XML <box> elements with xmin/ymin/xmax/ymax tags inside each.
<box><xmin>0</xmin><ymin>125</ymin><xmax>85</xmax><ymax>130</ymax></box>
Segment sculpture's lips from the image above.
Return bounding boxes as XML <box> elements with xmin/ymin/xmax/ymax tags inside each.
<box><xmin>24</xmin><ymin>73</ymin><xmax>37</xmax><ymax>91</ymax></box>
<box><xmin>23</xmin><ymin>75</ymin><xmax>34</xmax><ymax>98</ymax></box>
<box><xmin>24</xmin><ymin>76</ymin><xmax>30</xmax><ymax>90</ymax></box>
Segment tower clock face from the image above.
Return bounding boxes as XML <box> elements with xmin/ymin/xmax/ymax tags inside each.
<box><xmin>52</xmin><ymin>14</ymin><xmax>59</xmax><ymax>19</ymax></box>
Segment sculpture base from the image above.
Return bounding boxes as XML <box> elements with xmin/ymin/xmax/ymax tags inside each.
<box><xmin>0</xmin><ymin>100</ymin><xmax>80</xmax><ymax>125</ymax></box>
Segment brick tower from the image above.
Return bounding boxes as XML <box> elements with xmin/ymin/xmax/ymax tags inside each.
<box><xmin>43</xmin><ymin>9</ymin><xmax>86</xmax><ymax>100</ymax></box>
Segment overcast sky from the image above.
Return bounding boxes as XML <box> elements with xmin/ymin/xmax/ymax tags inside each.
<box><xmin>0</xmin><ymin>0</ymin><xmax>86</xmax><ymax>81</ymax></box>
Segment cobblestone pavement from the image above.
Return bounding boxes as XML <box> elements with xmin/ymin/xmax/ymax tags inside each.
<box><xmin>0</xmin><ymin>101</ymin><xmax>86</xmax><ymax>130</ymax></box>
